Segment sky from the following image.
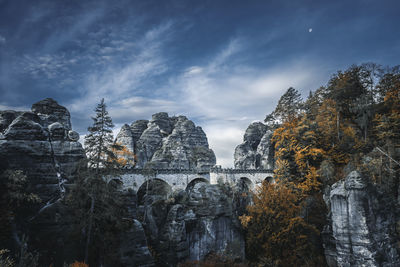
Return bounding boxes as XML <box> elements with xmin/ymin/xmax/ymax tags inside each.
<box><xmin>1</xmin><ymin>0</ymin><xmax>400</xmax><ymax>167</ymax></box>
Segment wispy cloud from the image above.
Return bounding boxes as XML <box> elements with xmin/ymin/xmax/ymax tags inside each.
<box><xmin>157</xmin><ymin>40</ymin><xmax>318</xmax><ymax>166</ymax></box>
<box><xmin>68</xmin><ymin>20</ymin><xmax>175</xmax><ymax>117</ymax></box>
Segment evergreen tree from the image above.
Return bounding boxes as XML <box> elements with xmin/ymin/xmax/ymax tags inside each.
<box><xmin>273</xmin><ymin>87</ymin><xmax>303</xmax><ymax>122</ymax></box>
<box><xmin>84</xmin><ymin>98</ymin><xmax>119</xmax><ymax>172</ymax></box>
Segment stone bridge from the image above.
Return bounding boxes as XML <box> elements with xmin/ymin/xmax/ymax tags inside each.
<box><xmin>113</xmin><ymin>167</ymin><xmax>274</xmax><ymax>195</ymax></box>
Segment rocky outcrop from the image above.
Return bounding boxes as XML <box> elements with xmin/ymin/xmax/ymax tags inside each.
<box><xmin>234</xmin><ymin>122</ymin><xmax>274</xmax><ymax>169</ymax></box>
<box><xmin>0</xmin><ymin>98</ymin><xmax>84</xmax><ymax>203</ymax></box>
<box><xmin>115</xmin><ymin>113</ymin><xmax>216</xmax><ymax>170</ymax></box>
<box><xmin>138</xmin><ymin>181</ymin><xmax>245</xmax><ymax>266</ymax></box>
<box><xmin>322</xmin><ymin>170</ymin><xmax>400</xmax><ymax>267</ymax></box>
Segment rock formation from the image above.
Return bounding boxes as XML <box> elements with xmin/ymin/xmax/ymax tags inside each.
<box><xmin>0</xmin><ymin>98</ymin><xmax>84</xmax><ymax>202</ymax></box>
<box><xmin>137</xmin><ymin>180</ymin><xmax>245</xmax><ymax>266</ymax></box>
<box><xmin>322</xmin><ymin>170</ymin><xmax>400</xmax><ymax>267</ymax></box>
<box><xmin>234</xmin><ymin>122</ymin><xmax>274</xmax><ymax>169</ymax></box>
<box><xmin>115</xmin><ymin>112</ymin><xmax>216</xmax><ymax>170</ymax></box>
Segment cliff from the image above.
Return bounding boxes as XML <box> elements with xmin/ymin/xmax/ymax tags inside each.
<box><xmin>0</xmin><ymin>98</ymin><xmax>84</xmax><ymax>202</ymax></box>
<box><xmin>234</xmin><ymin>122</ymin><xmax>274</xmax><ymax>169</ymax></box>
<box><xmin>322</xmin><ymin>169</ymin><xmax>400</xmax><ymax>267</ymax></box>
<box><xmin>115</xmin><ymin>112</ymin><xmax>216</xmax><ymax>170</ymax></box>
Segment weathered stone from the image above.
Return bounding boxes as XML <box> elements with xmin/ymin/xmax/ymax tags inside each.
<box><xmin>323</xmin><ymin>171</ymin><xmax>400</xmax><ymax>267</ymax></box>
<box><xmin>3</xmin><ymin>112</ymin><xmax>48</xmax><ymax>141</ymax></box>
<box><xmin>130</xmin><ymin>120</ymin><xmax>149</xmax><ymax>141</ymax></box>
<box><xmin>234</xmin><ymin>122</ymin><xmax>274</xmax><ymax>169</ymax></box>
<box><xmin>151</xmin><ymin>112</ymin><xmax>172</xmax><ymax>135</ymax></box>
<box><xmin>115</xmin><ymin>124</ymin><xmax>134</xmax><ymax>152</ymax></box>
<box><xmin>116</xmin><ymin>113</ymin><xmax>216</xmax><ymax>170</ymax></box>
<box><xmin>256</xmin><ymin>130</ymin><xmax>274</xmax><ymax>169</ymax></box>
<box><xmin>0</xmin><ymin>100</ymin><xmax>84</xmax><ymax>202</ymax></box>
<box><xmin>31</xmin><ymin>98</ymin><xmax>71</xmax><ymax>130</ymax></box>
<box><xmin>119</xmin><ymin>220</ymin><xmax>155</xmax><ymax>267</ymax></box>
<box><xmin>0</xmin><ymin>110</ymin><xmax>22</xmax><ymax>132</ymax></box>
<box><xmin>234</xmin><ymin>142</ymin><xmax>256</xmax><ymax>169</ymax></box>
<box><xmin>67</xmin><ymin>130</ymin><xmax>79</xmax><ymax>142</ymax></box>
<box><xmin>135</xmin><ymin>124</ymin><xmax>163</xmax><ymax>168</ymax></box>
<box><xmin>244</xmin><ymin>122</ymin><xmax>267</xmax><ymax>150</ymax></box>
<box><xmin>49</xmin><ymin>122</ymin><xmax>65</xmax><ymax>140</ymax></box>
<box><xmin>139</xmin><ymin>181</ymin><xmax>245</xmax><ymax>266</ymax></box>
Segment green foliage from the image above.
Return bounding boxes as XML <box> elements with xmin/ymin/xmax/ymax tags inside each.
<box><xmin>84</xmin><ymin>98</ymin><xmax>120</xmax><ymax>171</ymax></box>
<box><xmin>0</xmin><ymin>249</ymin><xmax>14</xmax><ymax>267</ymax></box>
<box><xmin>271</xmin><ymin>87</ymin><xmax>303</xmax><ymax>123</ymax></box>
<box><xmin>66</xmin><ymin>160</ymin><xmax>129</xmax><ymax>266</ymax></box>
<box><xmin>0</xmin><ymin>170</ymin><xmax>40</xmax><ymax>249</ymax></box>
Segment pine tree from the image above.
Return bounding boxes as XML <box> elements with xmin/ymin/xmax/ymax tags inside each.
<box><xmin>273</xmin><ymin>87</ymin><xmax>303</xmax><ymax>123</ymax></box>
<box><xmin>84</xmin><ymin>98</ymin><xmax>119</xmax><ymax>172</ymax></box>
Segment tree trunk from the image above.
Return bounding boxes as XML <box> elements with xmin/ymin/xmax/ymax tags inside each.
<box><xmin>85</xmin><ymin>195</ymin><xmax>95</xmax><ymax>264</ymax></box>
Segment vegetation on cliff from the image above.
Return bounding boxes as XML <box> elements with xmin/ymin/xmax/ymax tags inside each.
<box><xmin>241</xmin><ymin>63</ymin><xmax>400</xmax><ymax>266</ymax></box>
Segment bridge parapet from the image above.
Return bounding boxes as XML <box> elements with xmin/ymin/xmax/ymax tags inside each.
<box><xmin>210</xmin><ymin>167</ymin><xmax>273</xmax><ymax>174</ymax></box>
<box><xmin>114</xmin><ymin>167</ymin><xmax>275</xmax><ymax>193</ymax></box>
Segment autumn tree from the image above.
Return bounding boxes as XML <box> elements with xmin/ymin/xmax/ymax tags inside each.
<box><xmin>240</xmin><ymin>182</ymin><xmax>325</xmax><ymax>266</ymax></box>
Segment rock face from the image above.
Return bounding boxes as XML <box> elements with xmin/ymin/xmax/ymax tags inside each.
<box><xmin>0</xmin><ymin>98</ymin><xmax>84</xmax><ymax>203</ymax></box>
<box><xmin>234</xmin><ymin>122</ymin><xmax>274</xmax><ymax>169</ymax></box>
<box><xmin>322</xmin><ymin>171</ymin><xmax>400</xmax><ymax>267</ymax></box>
<box><xmin>138</xmin><ymin>181</ymin><xmax>245</xmax><ymax>266</ymax></box>
<box><xmin>115</xmin><ymin>113</ymin><xmax>216</xmax><ymax>170</ymax></box>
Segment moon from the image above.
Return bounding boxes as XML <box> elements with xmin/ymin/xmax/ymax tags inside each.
<box><xmin>309</xmin><ymin>28</ymin><xmax>313</xmax><ymax>33</ymax></box>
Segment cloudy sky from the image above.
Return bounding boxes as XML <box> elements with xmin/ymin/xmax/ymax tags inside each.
<box><xmin>1</xmin><ymin>0</ymin><xmax>399</xmax><ymax>166</ymax></box>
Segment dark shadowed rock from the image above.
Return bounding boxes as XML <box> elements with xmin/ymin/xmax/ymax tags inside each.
<box><xmin>139</xmin><ymin>181</ymin><xmax>245</xmax><ymax>266</ymax></box>
<box><xmin>3</xmin><ymin>112</ymin><xmax>48</xmax><ymax>141</ymax></box>
<box><xmin>0</xmin><ymin>110</ymin><xmax>22</xmax><ymax>132</ymax></box>
<box><xmin>119</xmin><ymin>220</ymin><xmax>155</xmax><ymax>267</ymax></box>
<box><xmin>31</xmin><ymin>98</ymin><xmax>71</xmax><ymax>130</ymax></box>
<box><xmin>0</xmin><ymin>99</ymin><xmax>84</xmax><ymax>202</ymax></box>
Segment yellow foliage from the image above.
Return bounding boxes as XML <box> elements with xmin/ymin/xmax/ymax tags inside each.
<box><xmin>70</xmin><ymin>262</ymin><xmax>89</xmax><ymax>267</ymax></box>
<box><xmin>243</xmin><ymin>181</ymin><xmax>324</xmax><ymax>266</ymax></box>
<box><xmin>110</xmin><ymin>143</ymin><xmax>136</xmax><ymax>167</ymax></box>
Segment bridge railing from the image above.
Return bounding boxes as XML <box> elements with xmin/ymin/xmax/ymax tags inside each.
<box><xmin>119</xmin><ymin>166</ymin><xmax>273</xmax><ymax>175</ymax></box>
<box><xmin>210</xmin><ymin>167</ymin><xmax>273</xmax><ymax>174</ymax></box>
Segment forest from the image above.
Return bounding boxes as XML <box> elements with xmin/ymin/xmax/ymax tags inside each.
<box><xmin>0</xmin><ymin>62</ymin><xmax>399</xmax><ymax>266</ymax></box>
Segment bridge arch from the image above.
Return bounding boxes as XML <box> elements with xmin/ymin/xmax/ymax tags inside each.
<box><xmin>137</xmin><ymin>178</ymin><xmax>172</xmax><ymax>205</ymax></box>
<box><xmin>108</xmin><ymin>178</ymin><xmax>123</xmax><ymax>190</ymax></box>
<box><xmin>264</xmin><ymin>176</ymin><xmax>274</xmax><ymax>184</ymax></box>
<box><xmin>237</xmin><ymin>177</ymin><xmax>254</xmax><ymax>191</ymax></box>
<box><xmin>186</xmin><ymin>177</ymin><xmax>209</xmax><ymax>192</ymax></box>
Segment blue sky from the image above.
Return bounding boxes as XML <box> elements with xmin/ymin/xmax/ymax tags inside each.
<box><xmin>1</xmin><ymin>0</ymin><xmax>400</xmax><ymax>166</ymax></box>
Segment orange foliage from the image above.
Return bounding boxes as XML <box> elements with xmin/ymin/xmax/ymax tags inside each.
<box><xmin>110</xmin><ymin>142</ymin><xmax>136</xmax><ymax>167</ymax></box>
<box><xmin>242</xmin><ymin>182</ymin><xmax>324</xmax><ymax>266</ymax></box>
<box><xmin>70</xmin><ymin>262</ymin><xmax>89</xmax><ymax>267</ymax></box>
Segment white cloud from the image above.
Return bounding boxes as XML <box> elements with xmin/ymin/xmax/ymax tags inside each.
<box><xmin>160</xmin><ymin>39</ymin><xmax>318</xmax><ymax>167</ymax></box>
<box><xmin>69</xmin><ymin>21</ymin><xmax>174</xmax><ymax>116</ymax></box>
<box><xmin>68</xmin><ymin>32</ymin><xmax>320</xmax><ymax>168</ymax></box>
<box><xmin>0</xmin><ymin>35</ymin><xmax>5</xmax><ymax>45</ymax></box>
